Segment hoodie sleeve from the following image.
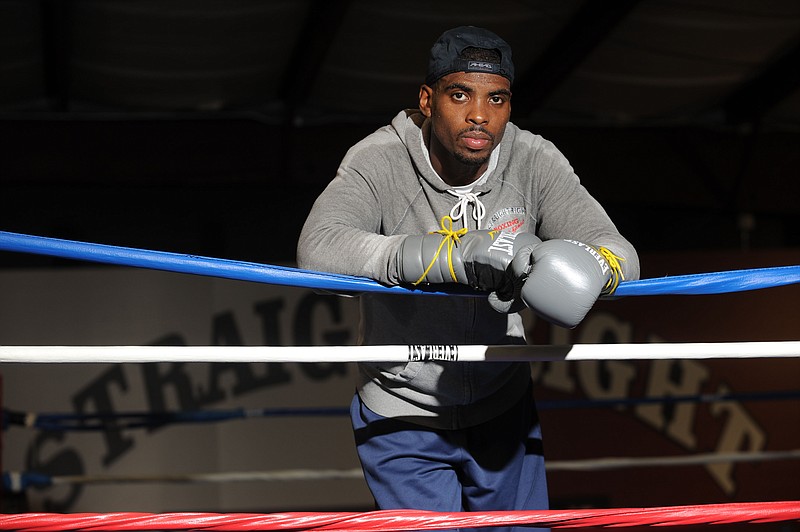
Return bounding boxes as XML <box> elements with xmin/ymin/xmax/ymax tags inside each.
<box><xmin>526</xmin><ymin>135</ymin><xmax>641</xmax><ymax>282</ymax></box>
<box><xmin>297</xmin><ymin>141</ymin><xmax>407</xmax><ymax>285</ymax></box>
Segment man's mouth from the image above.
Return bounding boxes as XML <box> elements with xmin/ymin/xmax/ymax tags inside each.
<box><xmin>463</xmin><ymin>137</ymin><xmax>490</xmax><ymax>149</ymax></box>
<box><xmin>460</xmin><ymin>129</ymin><xmax>493</xmax><ymax>150</ymax></box>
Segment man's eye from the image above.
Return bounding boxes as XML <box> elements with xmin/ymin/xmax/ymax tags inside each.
<box><xmin>452</xmin><ymin>92</ymin><xmax>467</xmax><ymax>101</ymax></box>
<box><xmin>490</xmin><ymin>96</ymin><xmax>505</xmax><ymax>104</ymax></box>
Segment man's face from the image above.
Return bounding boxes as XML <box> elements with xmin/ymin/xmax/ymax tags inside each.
<box><xmin>419</xmin><ymin>71</ymin><xmax>512</xmax><ymax>171</ymax></box>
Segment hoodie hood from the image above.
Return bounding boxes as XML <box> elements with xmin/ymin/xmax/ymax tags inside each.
<box><xmin>390</xmin><ymin>109</ymin><xmax>516</xmax><ymax>195</ymax></box>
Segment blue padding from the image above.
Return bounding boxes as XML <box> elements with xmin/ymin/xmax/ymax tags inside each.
<box><xmin>3</xmin><ymin>471</ymin><xmax>52</xmax><ymax>490</ymax></box>
<box><xmin>1</xmin><ymin>231</ymin><xmax>798</xmax><ymax>297</ymax></box>
<box><xmin>0</xmin><ymin>230</ymin><xmax>457</xmax><ymax>296</ymax></box>
<box><xmin>614</xmin><ymin>264</ymin><xmax>800</xmax><ymax>296</ymax></box>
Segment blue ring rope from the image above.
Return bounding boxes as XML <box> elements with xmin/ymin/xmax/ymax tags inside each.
<box><xmin>1</xmin><ymin>230</ymin><xmax>799</xmax><ymax>297</ymax></box>
<box><xmin>4</xmin><ymin>390</ymin><xmax>799</xmax><ymax>432</ymax></box>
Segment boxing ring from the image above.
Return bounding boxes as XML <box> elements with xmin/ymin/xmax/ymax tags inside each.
<box><xmin>1</xmin><ymin>231</ymin><xmax>799</xmax><ymax>530</ymax></box>
<box><xmin>1</xmin><ymin>501</ymin><xmax>799</xmax><ymax>531</ymax></box>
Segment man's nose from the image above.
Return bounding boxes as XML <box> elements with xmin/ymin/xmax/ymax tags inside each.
<box><xmin>467</xmin><ymin>101</ymin><xmax>488</xmax><ymax>125</ymax></box>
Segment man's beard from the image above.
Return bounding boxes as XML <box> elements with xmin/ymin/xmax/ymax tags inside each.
<box><xmin>454</xmin><ymin>126</ymin><xmax>494</xmax><ymax>167</ymax></box>
<box><xmin>454</xmin><ymin>151</ymin><xmax>491</xmax><ymax>167</ymax></box>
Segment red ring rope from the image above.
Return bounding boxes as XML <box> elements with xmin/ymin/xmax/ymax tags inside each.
<box><xmin>1</xmin><ymin>501</ymin><xmax>797</xmax><ymax>531</ymax></box>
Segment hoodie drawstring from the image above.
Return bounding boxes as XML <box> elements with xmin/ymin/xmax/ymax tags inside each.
<box><xmin>447</xmin><ymin>190</ymin><xmax>486</xmax><ymax>230</ymax></box>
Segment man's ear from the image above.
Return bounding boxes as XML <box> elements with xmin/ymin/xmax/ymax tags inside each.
<box><xmin>419</xmin><ymin>84</ymin><xmax>433</xmax><ymax>117</ymax></box>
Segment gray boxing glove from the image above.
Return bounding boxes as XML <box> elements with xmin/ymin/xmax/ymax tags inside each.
<box><xmin>486</xmin><ymin>234</ymin><xmax>543</xmax><ymax>313</ymax></box>
<box><xmin>398</xmin><ymin>219</ymin><xmax>541</xmax><ymax>301</ymax></box>
<box><xmin>511</xmin><ymin>239</ymin><xmax>624</xmax><ymax>328</ymax></box>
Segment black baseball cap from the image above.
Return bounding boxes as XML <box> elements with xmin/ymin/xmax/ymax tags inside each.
<box><xmin>426</xmin><ymin>26</ymin><xmax>515</xmax><ymax>86</ymax></box>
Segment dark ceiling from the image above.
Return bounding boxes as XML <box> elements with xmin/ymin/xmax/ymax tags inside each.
<box><xmin>1</xmin><ymin>0</ymin><xmax>800</xmax><ymax>272</ymax></box>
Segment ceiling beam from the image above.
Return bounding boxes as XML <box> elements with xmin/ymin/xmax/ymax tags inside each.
<box><xmin>724</xmin><ymin>34</ymin><xmax>800</xmax><ymax>126</ymax></box>
<box><xmin>278</xmin><ymin>1</ymin><xmax>352</xmax><ymax>121</ymax></box>
<box><xmin>40</xmin><ymin>0</ymin><xmax>72</xmax><ymax>111</ymax></box>
<box><xmin>512</xmin><ymin>0</ymin><xmax>642</xmax><ymax>118</ymax></box>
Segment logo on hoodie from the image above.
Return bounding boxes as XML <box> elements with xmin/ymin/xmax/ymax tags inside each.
<box><xmin>488</xmin><ymin>206</ymin><xmax>526</xmax><ymax>233</ymax></box>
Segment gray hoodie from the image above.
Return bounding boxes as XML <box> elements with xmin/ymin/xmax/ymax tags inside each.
<box><xmin>298</xmin><ymin>109</ymin><xmax>639</xmax><ymax>429</ymax></box>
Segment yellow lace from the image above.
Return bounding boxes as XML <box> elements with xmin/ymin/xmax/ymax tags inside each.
<box><xmin>598</xmin><ymin>246</ymin><xmax>626</xmax><ymax>295</ymax></box>
<box><xmin>413</xmin><ymin>216</ymin><xmax>468</xmax><ymax>285</ymax></box>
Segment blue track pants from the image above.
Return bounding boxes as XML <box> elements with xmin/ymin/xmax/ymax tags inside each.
<box><xmin>351</xmin><ymin>383</ymin><xmax>548</xmax><ymax>532</ymax></box>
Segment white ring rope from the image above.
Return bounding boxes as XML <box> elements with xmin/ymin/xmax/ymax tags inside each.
<box><xmin>1</xmin><ymin>341</ymin><xmax>799</xmax><ymax>364</ymax></box>
<box><xmin>9</xmin><ymin>449</ymin><xmax>799</xmax><ymax>490</ymax></box>
<box><xmin>546</xmin><ymin>449</ymin><xmax>800</xmax><ymax>471</ymax></box>
<box><xmin>51</xmin><ymin>468</ymin><xmax>366</xmax><ymax>486</ymax></box>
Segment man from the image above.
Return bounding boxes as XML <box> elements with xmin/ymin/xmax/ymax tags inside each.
<box><xmin>298</xmin><ymin>26</ymin><xmax>639</xmax><ymax>520</ymax></box>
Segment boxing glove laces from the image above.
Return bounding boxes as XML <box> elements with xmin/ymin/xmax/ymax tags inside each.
<box><xmin>398</xmin><ymin>216</ymin><xmax>541</xmax><ymax>294</ymax></box>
